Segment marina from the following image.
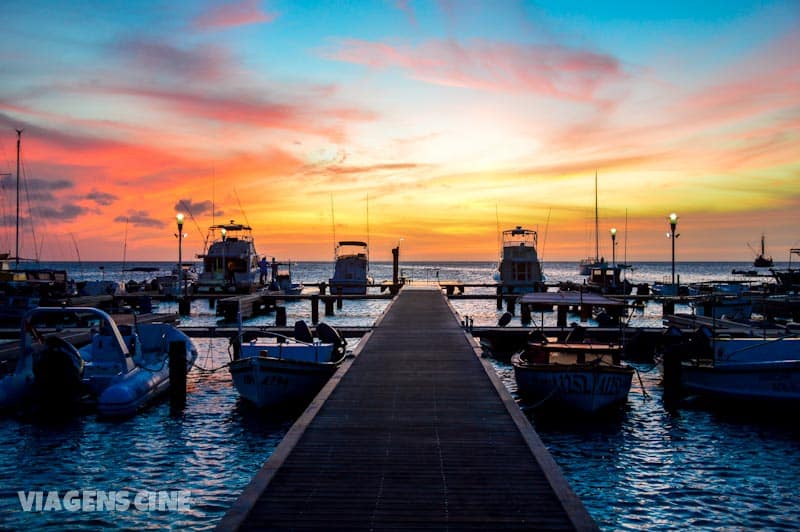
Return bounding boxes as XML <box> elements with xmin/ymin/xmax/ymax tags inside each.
<box><xmin>1</xmin><ymin>261</ymin><xmax>799</xmax><ymax>530</ymax></box>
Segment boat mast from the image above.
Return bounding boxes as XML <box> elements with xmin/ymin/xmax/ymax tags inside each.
<box><xmin>594</xmin><ymin>170</ymin><xmax>599</xmax><ymax>261</ymax></box>
<box><xmin>15</xmin><ymin>129</ymin><xmax>22</xmax><ymax>266</ymax></box>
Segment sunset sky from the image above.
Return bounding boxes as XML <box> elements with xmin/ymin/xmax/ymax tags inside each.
<box><xmin>1</xmin><ymin>0</ymin><xmax>798</xmax><ymax>263</ymax></box>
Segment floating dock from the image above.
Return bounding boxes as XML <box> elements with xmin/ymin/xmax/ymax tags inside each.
<box><xmin>217</xmin><ymin>286</ymin><xmax>596</xmax><ymax>531</ymax></box>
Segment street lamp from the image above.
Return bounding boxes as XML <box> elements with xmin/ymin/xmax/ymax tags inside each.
<box><xmin>176</xmin><ymin>213</ymin><xmax>186</xmax><ymax>297</ymax></box>
<box><xmin>221</xmin><ymin>227</ymin><xmax>228</xmax><ymax>287</ymax></box>
<box><xmin>668</xmin><ymin>212</ymin><xmax>679</xmax><ymax>287</ymax></box>
<box><xmin>609</xmin><ymin>227</ymin><xmax>617</xmax><ymax>268</ymax></box>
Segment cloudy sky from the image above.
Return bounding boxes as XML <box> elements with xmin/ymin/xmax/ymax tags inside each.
<box><xmin>1</xmin><ymin>0</ymin><xmax>798</xmax><ymax>262</ymax></box>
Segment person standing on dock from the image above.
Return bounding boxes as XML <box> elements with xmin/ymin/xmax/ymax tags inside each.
<box><xmin>259</xmin><ymin>256</ymin><xmax>269</xmax><ymax>285</ymax></box>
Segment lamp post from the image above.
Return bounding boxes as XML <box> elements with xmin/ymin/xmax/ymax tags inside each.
<box><xmin>221</xmin><ymin>227</ymin><xmax>228</xmax><ymax>288</ymax></box>
<box><xmin>668</xmin><ymin>212</ymin><xmax>679</xmax><ymax>287</ymax></box>
<box><xmin>176</xmin><ymin>213</ymin><xmax>185</xmax><ymax>298</ymax></box>
<box><xmin>610</xmin><ymin>227</ymin><xmax>617</xmax><ymax>268</ymax></box>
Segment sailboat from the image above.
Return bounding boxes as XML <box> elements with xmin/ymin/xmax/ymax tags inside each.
<box><xmin>578</xmin><ymin>172</ymin><xmax>603</xmax><ymax>275</ymax></box>
<box><xmin>1</xmin><ymin>130</ymin><xmax>73</xmax><ymax>325</ymax></box>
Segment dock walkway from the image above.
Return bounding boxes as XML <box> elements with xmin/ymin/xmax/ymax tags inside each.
<box><xmin>217</xmin><ymin>286</ymin><xmax>596</xmax><ymax>530</ymax></box>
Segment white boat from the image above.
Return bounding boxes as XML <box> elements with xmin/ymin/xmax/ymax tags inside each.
<box><xmin>228</xmin><ymin>321</ymin><xmax>346</xmax><ymax>408</ymax></box>
<box><xmin>662</xmin><ymin>327</ymin><xmax>800</xmax><ymax>403</ymax></box>
<box><xmin>495</xmin><ymin>226</ymin><xmax>545</xmax><ymax>294</ymax></box>
<box><xmin>0</xmin><ymin>307</ymin><xmax>197</xmax><ymax>417</ymax></box>
<box><xmin>329</xmin><ymin>241</ymin><xmax>371</xmax><ymax>295</ymax></box>
<box><xmin>267</xmin><ymin>260</ymin><xmax>303</xmax><ymax>295</ymax></box>
<box><xmin>196</xmin><ymin>221</ymin><xmax>260</xmax><ymax>294</ymax></box>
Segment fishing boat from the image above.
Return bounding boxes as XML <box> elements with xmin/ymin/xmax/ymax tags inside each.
<box><xmin>511</xmin><ymin>291</ymin><xmax>633</xmax><ymax>413</ymax></box>
<box><xmin>494</xmin><ymin>226</ymin><xmax>545</xmax><ymax>294</ymax></box>
<box><xmin>0</xmin><ymin>307</ymin><xmax>197</xmax><ymax>417</ymax></box>
<box><xmin>329</xmin><ymin>241</ymin><xmax>371</xmax><ymax>295</ymax></box>
<box><xmin>751</xmin><ymin>234</ymin><xmax>773</xmax><ymax>268</ymax></box>
<box><xmin>661</xmin><ymin>326</ymin><xmax>800</xmax><ymax>403</ymax></box>
<box><xmin>228</xmin><ymin>320</ymin><xmax>347</xmax><ymax>408</ymax></box>
<box><xmin>512</xmin><ymin>339</ymin><xmax>633</xmax><ymax>414</ymax></box>
<box><xmin>196</xmin><ymin>221</ymin><xmax>260</xmax><ymax>294</ymax></box>
<box><xmin>585</xmin><ymin>261</ymin><xmax>631</xmax><ymax>295</ymax></box>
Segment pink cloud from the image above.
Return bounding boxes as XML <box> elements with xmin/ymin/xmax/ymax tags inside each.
<box><xmin>115</xmin><ymin>37</ymin><xmax>232</xmax><ymax>83</ymax></box>
<box><xmin>98</xmin><ymin>85</ymin><xmax>375</xmax><ymax>141</ymax></box>
<box><xmin>194</xmin><ymin>0</ymin><xmax>277</xmax><ymax>30</ymax></box>
<box><xmin>327</xmin><ymin>38</ymin><xmax>625</xmax><ymax>101</ymax></box>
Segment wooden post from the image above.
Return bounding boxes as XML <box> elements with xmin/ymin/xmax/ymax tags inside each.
<box><xmin>557</xmin><ymin>305</ymin><xmax>567</xmax><ymax>327</ymax></box>
<box><xmin>521</xmin><ymin>303</ymin><xmax>531</xmax><ymax>325</ymax></box>
<box><xmin>311</xmin><ymin>294</ymin><xmax>319</xmax><ymax>325</ymax></box>
<box><xmin>178</xmin><ymin>297</ymin><xmax>190</xmax><ymax>316</ymax></box>
<box><xmin>319</xmin><ymin>282</ymin><xmax>327</xmax><ymax>295</ymax></box>
<box><xmin>505</xmin><ymin>296</ymin><xmax>515</xmax><ymax>316</ymax></box>
<box><xmin>275</xmin><ymin>306</ymin><xmax>287</xmax><ymax>327</ymax></box>
<box><xmin>324</xmin><ymin>296</ymin><xmax>335</xmax><ymax>316</ymax></box>
<box><xmin>336</xmin><ymin>287</ymin><xmax>343</xmax><ymax>309</ymax></box>
<box><xmin>169</xmin><ymin>340</ymin><xmax>187</xmax><ymax>413</ymax></box>
<box><xmin>662</xmin><ymin>299</ymin><xmax>675</xmax><ymax>316</ymax></box>
<box><xmin>580</xmin><ymin>304</ymin><xmax>592</xmax><ymax>322</ymax></box>
<box><xmin>392</xmin><ymin>246</ymin><xmax>399</xmax><ymax>286</ymax></box>
<box><xmin>496</xmin><ymin>286</ymin><xmax>503</xmax><ymax>310</ymax></box>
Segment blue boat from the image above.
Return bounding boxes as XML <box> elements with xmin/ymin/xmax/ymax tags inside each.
<box><xmin>0</xmin><ymin>307</ymin><xmax>197</xmax><ymax>417</ymax></box>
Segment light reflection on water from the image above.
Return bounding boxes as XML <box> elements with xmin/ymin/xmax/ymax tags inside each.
<box><xmin>1</xmin><ymin>261</ymin><xmax>797</xmax><ymax>530</ymax></box>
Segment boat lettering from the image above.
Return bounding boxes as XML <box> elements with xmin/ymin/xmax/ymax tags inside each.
<box><xmin>261</xmin><ymin>375</ymin><xmax>289</xmax><ymax>386</ymax></box>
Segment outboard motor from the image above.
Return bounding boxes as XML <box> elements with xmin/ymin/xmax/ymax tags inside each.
<box><xmin>497</xmin><ymin>312</ymin><xmax>513</xmax><ymax>328</ymax></box>
<box><xmin>293</xmin><ymin>320</ymin><xmax>314</xmax><ymax>344</ymax></box>
<box><xmin>316</xmin><ymin>322</ymin><xmax>347</xmax><ymax>361</ymax></box>
<box><xmin>31</xmin><ymin>337</ymin><xmax>85</xmax><ymax>408</ymax></box>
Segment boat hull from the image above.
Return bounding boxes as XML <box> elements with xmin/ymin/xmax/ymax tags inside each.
<box><xmin>229</xmin><ymin>356</ymin><xmax>338</xmax><ymax>408</ymax></box>
<box><xmin>681</xmin><ymin>360</ymin><xmax>800</xmax><ymax>402</ymax></box>
<box><xmin>512</xmin><ymin>355</ymin><xmax>633</xmax><ymax>413</ymax></box>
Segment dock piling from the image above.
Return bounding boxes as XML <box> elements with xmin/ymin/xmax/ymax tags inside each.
<box><xmin>311</xmin><ymin>294</ymin><xmax>319</xmax><ymax>324</ymax></box>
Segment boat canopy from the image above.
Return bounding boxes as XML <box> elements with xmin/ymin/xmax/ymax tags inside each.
<box><xmin>338</xmin><ymin>240</ymin><xmax>368</xmax><ymax>247</ymax></box>
<box><xmin>520</xmin><ymin>292</ymin><xmax>624</xmax><ymax>307</ymax></box>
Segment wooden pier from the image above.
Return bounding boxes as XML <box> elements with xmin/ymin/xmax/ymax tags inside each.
<box><xmin>217</xmin><ymin>286</ymin><xmax>596</xmax><ymax>531</ymax></box>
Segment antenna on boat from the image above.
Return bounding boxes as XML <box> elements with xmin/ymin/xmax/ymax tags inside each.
<box><xmin>15</xmin><ymin>129</ymin><xmax>22</xmax><ymax>266</ymax></box>
<box><xmin>330</xmin><ymin>194</ymin><xmax>337</xmax><ymax>260</ymax></box>
<box><xmin>495</xmin><ymin>203</ymin><xmax>501</xmax><ymax>260</ymax></box>
<box><xmin>594</xmin><ymin>170</ymin><xmax>599</xmax><ymax>262</ymax></box>
<box><xmin>623</xmin><ymin>208</ymin><xmax>629</xmax><ymax>276</ymax></box>
<box><xmin>211</xmin><ymin>167</ymin><xmax>216</xmax><ymax>227</ymax></box>
<box><xmin>233</xmin><ymin>188</ymin><xmax>251</xmax><ymax>228</ymax></box>
<box><xmin>366</xmin><ymin>193</ymin><xmax>371</xmax><ymax>273</ymax></box>
<box><xmin>540</xmin><ymin>208</ymin><xmax>552</xmax><ymax>273</ymax></box>
<box><xmin>122</xmin><ymin>216</ymin><xmax>129</xmax><ymax>272</ymax></box>
<box><xmin>69</xmin><ymin>232</ymin><xmax>82</xmax><ymax>270</ymax></box>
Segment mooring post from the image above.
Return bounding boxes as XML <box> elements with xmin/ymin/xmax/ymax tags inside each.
<box><xmin>662</xmin><ymin>299</ymin><xmax>675</xmax><ymax>316</ymax></box>
<box><xmin>336</xmin><ymin>287</ymin><xmax>343</xmax><ymax>310</ymax></box>
<box><xmin>169</xmin><ymin>340</ymin><xmax>187</xmax><ymax>413</ymax></box>
<box><xmin>311</xmin><ymin>294</ymin><xmax>319</xmax><ymax>324</ymax></box>
<box><xmin>178</xmin><ymin>297</ymin><xmax>190</xmax><ymax>316</ymax></box>
<box><xmin>496</xmin><ymin>286</ymin><xmax>503</xmax><ymax>310</ymax></box>
<box><xmin>324</xmin><ymin>296</ymin><xmax>335</xmax><ymax>316</ymax></box>
<box><xmin>580</xmin><ymin>304</ymin><xmax>592</xmax><ymax>322</ymax></box>
<box><xmin>557</xmin><ymin>305</ymin><xmax>567</xmax><ymax>327</ymax></box>
<box><xmin>275</xmin><ymin>306</ymin><xmax>287</xmax><ymax>327</ymax></box>
<box><xmin>521</xmin><ymin>303</ymin><xmax>531</xmax><ymax>325</ymax></box>
<box><xmin>319</xmin><ymin>282</ymin><xmax>327</xmax><ymax>295</ymax></box>
<box><xmin>505</xmin><ymin>296</ymin><xmax>515</xmax><ymax>315</ymax></box>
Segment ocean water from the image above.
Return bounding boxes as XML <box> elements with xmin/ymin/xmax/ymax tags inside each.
<box><xmin>1</xmin><ymin>261</ymin><xmax>798</xmax><ymax>530</ymax></box>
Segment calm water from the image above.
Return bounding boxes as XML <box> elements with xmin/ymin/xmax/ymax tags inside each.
<box><xmin>1</xmin><ymin>261</ymin><xmax>798</xmax><ymax>530</ymax></box>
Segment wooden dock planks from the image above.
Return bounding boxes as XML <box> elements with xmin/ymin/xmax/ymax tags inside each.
<box><xmin>218</xmin><ymin>286</ymin><xmax>597</xmax><ymax>531</ymax></box>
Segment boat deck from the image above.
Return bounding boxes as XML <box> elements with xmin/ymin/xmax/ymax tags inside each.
<box><xmin>217</xmin><ymin>286</ymin><xmax>596</xmax><ymax>531</ymax></box>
